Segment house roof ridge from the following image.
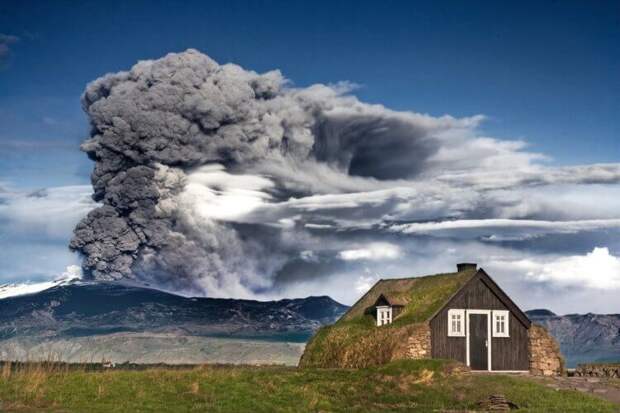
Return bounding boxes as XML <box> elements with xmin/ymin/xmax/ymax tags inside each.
<box><xmin>362</xmin><ymin>270</ymin><xmax>474</xmax><ymax>288</ymax></box>
<box><xmin>340</xmin><ymin>268</ymin><xmax>478</xmax><ymax>322</ymax></box>
<box><xmin>376</xmin><ymin>270</ymin><xmax>464</xmax><ymax>282</ymax></box>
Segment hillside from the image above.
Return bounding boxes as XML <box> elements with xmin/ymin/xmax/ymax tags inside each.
<box><xmin>0</xmin><ymin>359</ymin><xmax>615</xmax><ymax>412</ymax></box>
<box><xmin>0</xmin><ymin>282</ymin><xmax>348</xmax><ymax>364</ymax></box>
<box><xmin>300</xmin><ymin>269</ymin><xmax>475</xmax><ymax>368</ymax></box>
<box><xmin>526</xmin><ymin>309</ymin><xmax>620</xmax><ymax>367</ymax></box>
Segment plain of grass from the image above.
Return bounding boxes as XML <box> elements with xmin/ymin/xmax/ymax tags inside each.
<box><xmin>0</xmin><ymin>359</ymin><xmax>616</xmax><ymax>412</ymax></box>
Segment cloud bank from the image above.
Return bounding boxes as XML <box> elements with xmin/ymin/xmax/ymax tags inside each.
<box><xmin>514</xmin><ymin>247</ymin><xmax>620</xmax><ymax>290</ymax></box>
<box><xmin>67</xmin><ymin>49</ymin><xmax>620</xmax><ymax>311</ymax></box>
<box><xmin>0</xmin><ymin>185</ymin><xmax>94</xmax><ymax>282</ymax></box>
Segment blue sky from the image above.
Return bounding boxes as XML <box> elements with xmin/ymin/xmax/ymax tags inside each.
<box><xmin>0</xmin><ymin>1</ymin><xmax>619</xmax><ymax>312</ymax></box>
<box><xmin>1</xmin><ymin>0</ymin><xmax>619</xmax><ymax>187</ymax></box>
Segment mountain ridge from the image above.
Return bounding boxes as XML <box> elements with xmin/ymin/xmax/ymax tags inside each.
<box><xmin>1</xmin><ymin>284</ymin><xmax>617</xmax><ymax>367</ymax></box>
<box><xmin>526</xmin><ymin>309</ymin><xmax>620</xmax><ymax>368</ymax></box>
<box><xmin>0</xmin><ymin>281</ymin><xmax>348</xmax><ymax>341</ymax></box>
<box><xmin>0</xmin><ymin>281</ymin><xmax>349</xmax><ymax>364</ymax></box>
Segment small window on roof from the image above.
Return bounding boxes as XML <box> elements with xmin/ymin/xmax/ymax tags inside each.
<box><xmin>448</xmin><ymin>309</ymin><xmax>465</xmax><ymax>337</ymax></box>
<box><xmin>376</xmin><ymin>306</ymin><xmax>392</xmax><ymax>326</ymax></box>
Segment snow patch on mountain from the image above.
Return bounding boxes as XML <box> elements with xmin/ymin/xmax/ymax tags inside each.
<box><xmin>0</xmin><ymin>265</ymin><xmax>82</xmax><ymax>299</ymax></box>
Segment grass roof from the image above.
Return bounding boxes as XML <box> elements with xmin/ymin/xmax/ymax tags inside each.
<box><xmin>299</xmin><ymin>269</ymin><xmax>478</xmax><ymax>368</ymax></box>
<box><xmin>341</xmin><ymin>268</ymin><xmax>477</xmax><ymax>325</ymax></box>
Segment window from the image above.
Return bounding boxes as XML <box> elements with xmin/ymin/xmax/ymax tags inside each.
<box><xmin>448</xmin><ymin>309</ymin><xmax>465</xmax><ymax>337</ymax></box>
<box><xmin>493</xmin><ymin>310</ymin><xmax>509</xmax><ymax>337</ymax></box>
<box><xmin>376</xmin><ymin>306</ymin><xmax>392</xmax><ymax>326</ymax></box>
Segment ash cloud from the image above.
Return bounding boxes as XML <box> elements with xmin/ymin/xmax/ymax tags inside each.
<box><xmin>71</xmin><ymin>49</ymin><xmax>620</xmax><ymax>302</ymax></box>
<box><xmin>70</xmin><ymin>49</ymin><xmax>455</xmax><ymax>296</ymax></box>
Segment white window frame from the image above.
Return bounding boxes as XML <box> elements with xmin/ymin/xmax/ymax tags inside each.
<box><xmin>492</xmin><ymin>310</ymin><xmax>510</xmax><ymax>338</ymax></box>
<box><xmin>447</xmin><ymin>309</ymin><xmax>465</xmax><ymax>337</ymax></box>
<box><xmin>376</xmin><ymin>306</ymin><xmax>392</xmax><ymax>326</ymax></box>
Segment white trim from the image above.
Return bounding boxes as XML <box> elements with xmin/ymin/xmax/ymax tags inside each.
<box><xmin>376</xmin><ymin>305</ymin><xmax>392</xmax><ymax>326</ymax></box>
<box><xmin>465</xmin><ymin>309</ymin><xmax>492</xmax><ymax>371</ymax></box>
<box><xmin>447</xmin><ymin>309</ymin><xmax>465</xmax><ymax>337</ymax></box>
<box><xmin>470</xmin><ymin>370</ymin><xmax>529</xmax><ymax>374</ymax></box>
<box><xmin>492</xmin><ymin>310</ymin><xmax>510</xmax><ymax>337</ymax></box>
<box><xmin>492</xmin><ymin>370</ymin><xmax>529</xmax><ymax>374</ymax></box>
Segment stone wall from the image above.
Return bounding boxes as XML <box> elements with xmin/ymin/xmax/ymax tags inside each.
<box><xmin>529</xmin><ymin>324</ymin><xmax>564</xmax><ymax>376</ymax></box>
<box><xmin>575</xmin><ymin>363</ymin><xmax>620</xmax><ymax>378</ymax></box>
<box><xmin>406</xmin><ymin>323</ymin><xmax>431</xmax><ymax>359</ymax></box>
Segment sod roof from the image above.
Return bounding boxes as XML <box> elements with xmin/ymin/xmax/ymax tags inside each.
<box><xmin>341</xmin><ymin>268</ymin><xmax>478</xmax><ymax>325</ymax></box>
<box><xmin>376</xmin><ymin>293</ymin><xmax>408</xmax><ymax>307</ymax></box>
<box><xmin>299</xmin><ymin>268</ymin><xmax>479</xmax><ymax>368</ymax></box>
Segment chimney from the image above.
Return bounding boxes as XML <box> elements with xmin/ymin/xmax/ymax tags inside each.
<box><xmin>457</xmin><ymin>263</ymin><xmax>477</xmax><ymax>272</ymax></box>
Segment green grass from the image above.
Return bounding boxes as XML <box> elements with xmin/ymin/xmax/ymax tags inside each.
<box><xmin>341</xmin><ymin>270</ymin><xmax>475</xmax><ymax>322</ymax></box>
<box><xmin>0</xmin><ymin>360</ymin><xmax>615</xmax><ymax>412</ymax></box>
<box><xmin>391</xmin><ymin>270</ymin><xmax>474</xmax><ymax>326</ymax></box>
<box><xmin>299</xmin><ymin>315</ymin><xmax>425</xmax><ymax>368</ymax></box>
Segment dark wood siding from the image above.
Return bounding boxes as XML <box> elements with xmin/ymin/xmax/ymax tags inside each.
<box><xmin>430</xmin><ymin>274</ymin><xmax>529</xmax><ymax>371</ymax></box>
<box><xmin>430</xmin><ymin>303</ymin><xmax>467</xmax><ymax>363</ymax></box>
<box><xmin>491</xmin><ymin>311</ymin><xmax>529</xmax><ymax>371</ymax></box>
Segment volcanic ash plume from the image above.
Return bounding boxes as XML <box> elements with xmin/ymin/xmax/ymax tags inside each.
<box><xmin>69</xmin><ymin>49</ymin><xmax>482</xmax><ymax>297</ymax></box>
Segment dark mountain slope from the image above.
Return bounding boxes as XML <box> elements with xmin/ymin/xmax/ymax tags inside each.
<box><xmin>0</xmin><ymin>282</ymin><xmax>349</xmax><ymax>342</ymax></box>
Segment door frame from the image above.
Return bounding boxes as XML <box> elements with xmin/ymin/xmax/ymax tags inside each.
<box><xmin>465</xmin><ymin>309</ymin><xmax>492</xmax><ymax>371</ymax></box>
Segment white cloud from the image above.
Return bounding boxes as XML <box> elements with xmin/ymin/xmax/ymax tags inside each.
<box><xmin>388</xmin><ymin>216</ymin><xmax>620</xmax><ymax>243</ymax></box>
<box><xmin>304</xmin><ymin>223</ymin><xmax>333</xmax><ymax>229</ymax></box>
<box><xmin>179</xmin><ymin>164</ymin><xmax>274</xmax><ymax>223</ymax></box>
<box><xmin>390</xmin><ymin>218</ymin><xmax>620</xmax><ymax>235</ymax></box>
<box><xmin>339</xmin><ymin>242</ymin><xmax>402</xmax><ymax>261</ymax></box>
<box><xmin>299</xmin><ymin>250</ymin><xmax>319</xmax><ymax>262</ymax></box>
<box><xmin>355</xmin><ymin>274</ymin><xmax>378</xmax><ymax>294</ymax></box>
<box><xmin>485</xmin><ymin>184</ymin><xmax>620</xmax><ymax>220</ymax></box>
<box><xmin>0</xmin><ymin>185</ymin><xmax>95</xmax><ymax>240</ymax></box>
<box><xmin>513</xmin><ymin>247</ymin><xmax>620</xmax><ymax>290</ymax></box>
<box><xmin>0</xmin><ymin>185</ymin><xmax>95</xmax><ymax>283</ymax></box>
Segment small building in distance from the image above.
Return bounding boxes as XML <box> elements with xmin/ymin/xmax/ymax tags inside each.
<box><xmin>300</xmin><ymin>263</ymin><xmax>563</xmax><ymax>375</ymax></box>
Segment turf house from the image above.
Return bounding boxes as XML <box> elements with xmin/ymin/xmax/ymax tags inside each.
<box><xmin>300</xmin><ymin>263</ymin><xmax>564</xmax><ymax>375</ymax></box>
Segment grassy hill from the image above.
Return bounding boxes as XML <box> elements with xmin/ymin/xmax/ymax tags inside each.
<box><xmin>0</xmin><ymin>359</ymin><xmax>615</xmax><ymax>412</ymax></box>
<box><xmin>300</xmin><ymin>270</ymin><xmax>474</xmax><ymax>368</ymax></box>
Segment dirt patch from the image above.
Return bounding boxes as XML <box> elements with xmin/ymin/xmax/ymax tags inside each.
<box><xmin>530</xmin><ymin>375</ymin><xmax>620</xmax><ymax>406</ymax></box>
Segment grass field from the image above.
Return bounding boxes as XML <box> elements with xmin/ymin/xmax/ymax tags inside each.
<box><xmin>0</xmin><ymin>359</ymin><xmax>617</xmax><ymax>412</ymax></box>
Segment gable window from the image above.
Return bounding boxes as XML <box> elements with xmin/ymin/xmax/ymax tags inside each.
<box><xmin>376</xmin><ymin>306</ymin><xmax>392</xmax><ymax>326</ymax></box>
<box><xmin>447</xmin><ymin>309</ymin><xmax>465</xmax><ymax>337</ymax></box>
<box><xmin>493</xmin><ymin>310</ymin><xmax>509</xmax><ymax>337</ymax></box>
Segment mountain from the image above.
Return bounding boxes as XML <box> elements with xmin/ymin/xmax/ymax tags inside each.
<box><xmin>526</xmin><ymin>309</ymin><xmax>620</xmax><ymax>368</ymax></box>
<box><xmin>0</xmin><ymin>265</ymin><xmax>82</xmax><ymax>300</ymax></box>
<box><xmin>0</xmin><ymin>281</ymin><xmax>348</xmax><ymax>365</ymax></box>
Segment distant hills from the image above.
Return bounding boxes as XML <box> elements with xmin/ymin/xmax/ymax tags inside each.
<box><xmin>0</xmin><ymin>281</ymin><xmax>348</xmax><ymax>365</ymax></box>
<box><xmin>0</xmin><ymin>282</ymin><xmax>617</xmax><ymax>367</ymax></box>
<box><xmin>526</xmin><ymin>309</ymin><xmax>620</xmax><ymax>367</ymax></box>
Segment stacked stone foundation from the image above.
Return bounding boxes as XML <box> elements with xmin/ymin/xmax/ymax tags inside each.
<box><xmin>406</xmin><ymin>323</ymin><xmax>431</xmax><ymax>359</ymax></box>
<box><xmin>529</xmin><ymin>324</ymin><xmax>564</xmax><ymax>376</ymax></box>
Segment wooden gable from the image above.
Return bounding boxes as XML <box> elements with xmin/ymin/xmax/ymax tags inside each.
<box><xmin>429</xmin><ymin>268</ymin><xmax>531</xmax><ymax>328</ymax></box>
<box><xmin>429</xmin><ymin>268</ymin><xmax>531</xmax><ymax>371</ymax></box>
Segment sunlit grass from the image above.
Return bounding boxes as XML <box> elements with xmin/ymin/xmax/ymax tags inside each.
<box><xmin>0</xmin><ymin>359</ymin><xmax>615</xmax><ymax>412</ymax></box>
